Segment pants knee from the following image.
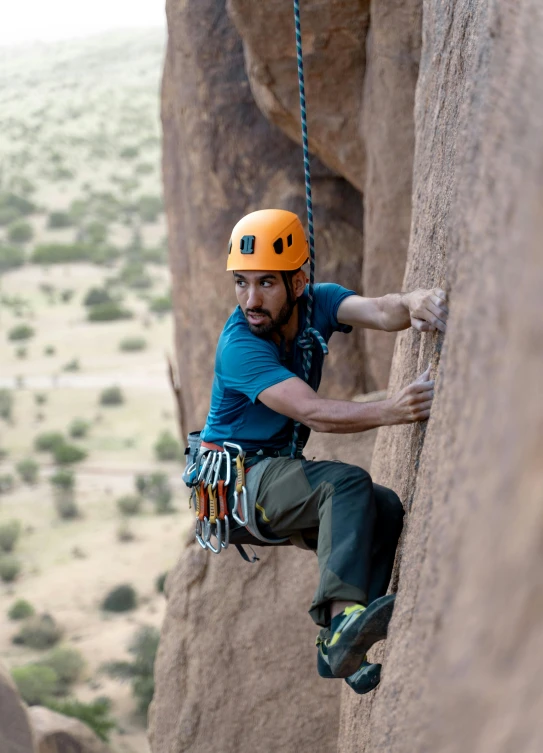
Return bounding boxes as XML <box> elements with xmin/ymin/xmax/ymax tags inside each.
<box><xmin>373</xmin><ymin>484</ymin><xmax>404</xmax><ymax>534</ymax></box>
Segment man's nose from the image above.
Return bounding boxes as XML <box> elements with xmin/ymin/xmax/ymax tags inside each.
<box><xmin>246</xmin><ymin>286</ymin><xmax>262</xmax><ymax>309</ymax></box>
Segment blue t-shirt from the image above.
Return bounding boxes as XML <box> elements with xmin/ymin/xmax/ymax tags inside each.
<box><xmin>201</xmin><ymin>283</ymin><xmax>356</xmax><ymax>452</ymax></box>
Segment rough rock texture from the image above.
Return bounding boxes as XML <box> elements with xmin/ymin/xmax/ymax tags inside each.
<box><xmin>0</xmin><ymin>662</ymin><xmax>36</xmax><ymax>753</ymax></box>
<box><xmin>339</xmin><ymin>1</ymin><xmax>543</xmax><ymax>751</ymax></box>
<box><xmin>148</xmin><ymin>429</ymin><xmax>377</xmax><ymax>753</ymax></box>
<box><xmin>163</xmin><ymin>0</ymin><xmax>367</xmax><ymax>431</ymax></box>
<box><xmin>227</xmin><ymin>0</ymin><xmax>370</xmax><ymax>192</ymax></box>
<box><xmin>27</xmin><ymin>707</ymin><xmax>111</xmax><ymax>753</ymax></box>
<box><xmin>361</xmin><ymin>0</ymin><xmax>422</xmax><ymax>390</ymax></box>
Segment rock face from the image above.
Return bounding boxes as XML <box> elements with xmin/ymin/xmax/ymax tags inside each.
<box><xmin>28</xmin><ymin>707</ymin><xmax>111</xmax><ymax>753</ymax></box>
<box><xmin>163</xmin><ymin>0</ymin><xmax>367</xmax><ymax>432</ymax></box>
<box><xmin>148</xmin><ymin>428</ymin><xmax>377</xmax><ymax>753</ymax></box>
<box><xmin>0</xmin><ymin>662</ymin><xmax>36</xmax><ymax>753</ymax></box>
<box><xmin>338</xmin><ymin>1</ymin><xmax>543</xmax><ymax>751</ymax></box>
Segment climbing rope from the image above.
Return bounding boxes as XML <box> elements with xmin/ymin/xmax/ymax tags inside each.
<box><xmin>290</xmin><ymin>0</ymin><xmax>328</xmax><ymax>458</ymax></box>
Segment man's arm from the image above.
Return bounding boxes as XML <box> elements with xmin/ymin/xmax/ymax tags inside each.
<box><xmin>258</xmin><ymin>367</ymin><xmax>434</xmax><ymax>434</ymax></box>
<box><xmin>337</xmin><ymin>288</ymin><xmax>448</xmax><ymax>333</ymax></box>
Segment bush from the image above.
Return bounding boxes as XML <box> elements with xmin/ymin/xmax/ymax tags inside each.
<box><xmin>102</xmin><ymin>625</ymin><xmax>159</xmax><ymax>716</ymax></box>
<box><xmin>99</xmin><ymin>386</ymin><xmax>124</xmax><ymax>406</ymax></box>
<box><xmin>8</xmin><ymin>323</ymin><xmax>34</xmax><ymax>341</ymax></box>
<box><xmin>0</xmin><ymin>192</ymin><xmax>36</xmax><ymax>222</ymax></box>
<box><xmin>16</xmin><ymin>457</ymin><xmax>39</xmax><ymax>484</ymax></box>
<box><xmin>101</xmin><ymin>584</ymin><xmax>137</xmax><ymax>613</ymax></box>
<box><xmin>15</xmin><ymin>345</ymin><xmax>27</xmax><ymax>359</ymax></box>
<box><xmin>0</xmin><ymin>389</ymin><xmax>14</xmax><ymax>421</ymax></box>
<box><xmin>119</xmin><ymin>336</ymin><xmax>147</xmax><ymax>352</ymax></box>
<box><xmin>47</xmin><ymin>211</ymin><xmax>73</xmax><ymax>229</ymax></box>
<box><xmin>155</xmin><ymin>572</ymin><xmax>168</xmax><ymax>594</ymax></box>
<box><xmin>8</xmin><ymin>220</ymin><xmax>34</xmax><ymax>244</ymax></box>
<box><xmin>9</xmin><ymin>599</ymin><xmax>35</xmax><ymax>620</ymax></box>
<box><xmin>52</xmin><ymin>441</ymin><xmax>87</xmax><ymax>466</ymax></box>
<box><xmin>0</xmin><ymin>245</ymin><xmax>25</xmax><ymax>273</ymax></box>
<box><xmin>116</xmin><ymin>520</ymin><xmax>135</xmax><ymax>542</ymax></box>
<box><xmin>137</xmin><ymin>195</ymin><xmax>163</xmax><ymax>223</ymax></box>
<box><xmin>60</xmin><ymin>288</ymin><xmax>74</xmax><ymax>303</ymax></box>
<box><xmin>0</xmin><ymin>474</ymin><xmax>15</xmax><ymax>495</ymax></box>
<box><xmin>117</xmin><ymin>261</ymin><xmax>152</xmax><ymax>290</ymax></box>
<box><xmin>31</xmin><ymin>243</ymin><xmax>97</xmax><ymax>265</ymax></box>
<box><xmin>45</xmin><ymin>697</ymin><xmax>115</xmax><ymax>741</ymax></box>
<box><xmin>12</xmin><ymin>613</ymin><xmax>62</xmax><ymax>648</ymax></box>
<box><xmin>154</xmin><ymin>431</ymin><xmax>181</xmax><ymax>462</ymax></box>
<box><xmin>0</xmin><ymin>520</ymin><xmax>21</xmax><ymax>552</ymax></box>
<box><xmin>38</xmin><ymin>645</ymin><xmax>85</xmax><ymax>688</ymax></box>
<box><xmin>11</xmin><ymin>664</ymin><xmax>59</xmax><ymax>705</ymax></box>
<box><xmin>0</xmin><ymin>555</ymin><xmax>21</xmax><ymax>582</ymax></box>
<box><xmin>83</xmin><ymin>286</ymin><xmax>112</xmax><ymax>307</ymax></box>
<box><xmin>149</xmin><ymin>294</ymin><xmax>172</xmax><ymax>314</ymax></box>
<box><xmin>117</xmin><ymin>495</ymin><xmax>142</xmax><ymax>516</ymax></box>
<box><xmin>79</xmin><ymin>220</ymin><xmax>108</xmax><ymax>246</ymax></box>
<box><xmin>35</xmin><ymin>392</ymin><xmax>48</xmax><ymax>405</ymax></box>
<box><xmin>50</xmin><ymin>468</ymin><xmax>74</xmax><ymax>491</ymax></box>
<box><xmin>44</xmin><ymin>345</ymin><xmax>56</xmax><ymax>356</ymax></box>
<box><xmin>69</xmin><ymin>418</ymin><xmax>90</xmax><ymax>439</ymax></box>
<box><xmin>53</xmin><ymin>491</ymin><xmax>79</xmax><ymax>520</ymax></box>
<box><xmin>62</xmin><ymin>358</ymin><xmax>80</xmax><ymax>372</ymax></box>
<box><xmin>138</xmin><ymin>472</ymin><xmax>173</xmax><ymax>514</ymax></box>
<box><xmin>87</xmin><ymin>301</ymin><xmax>133</xmax><ymax>322</ymax></box>
<box><xmin>120</xmin><ymin>145</ymin><xmax>139</xmax><ymax>159</ymax></box>
<box><xmin>35</xmin><ymin>431</ymin><xmax>65</xmax><ymax>452</ymax></box>
<box><xmin>135</xmin><ymin>162</ymin><xmax>154</xmax><ymax>175</ymax></box>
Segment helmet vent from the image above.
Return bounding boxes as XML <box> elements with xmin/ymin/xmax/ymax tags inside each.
<box><xmin>240</xmin><ymin>235</ymin><xmax>256</xmax><ymax>254</ymax></box>
<box><xmin>273</xmin><ymin>238</ymin><xmax>284</xmax><ymax>254</ymax></box>
<box><xmin>228</xmin><ymin>239</ymin><xmax>232</xmax><ymax>254</ymax></box>
<box><xmin>287</xmin><ymin>234</ymin><xmax>293</xmax><ymax>247</ymax></box>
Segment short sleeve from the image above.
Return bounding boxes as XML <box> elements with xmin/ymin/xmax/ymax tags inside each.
<box><xmin>313</xmin><ymin>283</ymin><xmax>357</xmax><ymax>335</ymax></box>
<box><xmin>218</xmin><ymin>335</ymin><xmax>295</xmax><ymax>404</ymax></box>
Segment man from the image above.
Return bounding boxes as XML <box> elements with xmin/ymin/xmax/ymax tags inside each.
<box><xmin>199</xmin><ymin>209</ymin><xmax>448</xmax><ymax>693</ymax></box>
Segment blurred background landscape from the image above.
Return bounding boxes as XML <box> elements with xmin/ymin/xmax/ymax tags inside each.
<box><xmin>0</xmin><ymin>24</ymin><xmax>190</xmax><ymax>753</ymax></box>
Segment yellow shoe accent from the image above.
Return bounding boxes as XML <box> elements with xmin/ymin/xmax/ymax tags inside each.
<box><xmin>344</xmin><ymin>604</ymin><xmax>365</xmax><ymax>616</ymax></box>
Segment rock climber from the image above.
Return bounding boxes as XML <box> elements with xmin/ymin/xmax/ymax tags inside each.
<box><xmin>196</xmin><ymin>209</ymin><xmax>448</xmax><ymax>694</ymax></box>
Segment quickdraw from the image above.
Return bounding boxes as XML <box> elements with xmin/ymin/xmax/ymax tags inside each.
<box><xmin>190</xmin><ymin>441</ymin><xmax>245</xmax><ymax>555</ymax></box>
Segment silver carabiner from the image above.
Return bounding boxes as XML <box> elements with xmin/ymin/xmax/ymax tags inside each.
<box><xmin>205</xmin><ymin>521</ymin><xmax>222</xmax><ymax>554</ymax></box>
<box><xmin>205</xmin><ymin>452</ymin><xmax>218</xmax><ymax>486</ymax></box>
<box><xmin>198</xmin><ymin>451</ymin><xmax>213</xmax><ymax>482</ymax></box>
<box><xmin>218</xmin><ymin>516</ymin><xmax>230</xmax><ymax>549</ymax></box>
<box><xmin>195</xmin><ymin>519</ymin><xmax>207</xmax><ymax>550</ymax></box>
<box><xmin>212</xmin><ymin>452</ymin><xmax>223</xmax><ymax>490</ymax></box>
<box><xmin>232</xmin><ymin>486</ymin><xmax>248</xmax><ymax>527</ymax></box>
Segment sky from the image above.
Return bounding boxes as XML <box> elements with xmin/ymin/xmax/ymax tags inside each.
<box><xmin>1</xmin><ymin>0</ymin><xmax>166</xmax><ymax>46</ymax></box>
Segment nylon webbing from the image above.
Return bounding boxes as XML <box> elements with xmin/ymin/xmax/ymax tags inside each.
<box><xmin>290</xmin><ymin>0</ymin><xmax>328</xmax><ymax>458</ymax></box>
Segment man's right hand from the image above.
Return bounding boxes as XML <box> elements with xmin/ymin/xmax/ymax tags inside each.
<box><xmin>385</xmin><ymin>366</ymin><xmax>435</xmax><ymax>424</ymax></box>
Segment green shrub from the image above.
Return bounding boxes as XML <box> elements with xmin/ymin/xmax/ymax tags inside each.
<box><xmin>52</xmin><ymin>441</ymin><xmax>87</xmax><ymax>466</ymax></box>
<box><xmin>9</xmin><ymin>599</ymin><xmax>35</xmax><ymax>620</ymax></box>
<box><xmin>11</xmin><ymin>664</ymin><xmax>59</xmax><ymax>705</ymax></box>
<box><xmin>119</xmin><ymin>336</ymin><xmax>147</xmax><ymax>352</ymax></box>
<box><xmin>102</xmin><ymin>625</ymin><xmax>159</xmax><ymax>716</ymax></box>
<box><xmin>47</xmin><ymin>211</ymin><xmax>73</xmax><ymax>229</ymax></box>
<box><xmin>0</xmin><ymin>389</ymin><xmax>14</xmax><ymax>421</ymax></box>
<box><xmin>0</xmin><ymin>474</ymin><xmax>14</xmax><ymax>495</ymax></box>
<box><xmin>31</xmin><ymin>243</ymin><xmax>96</xmax><ymax>265</ymax></box>
<box><xmin>8</xmin><ymin>323</ymin><xmax>34</xmax><ymax>341</ymax></box>
<box><xmin>8</xmin><ymin>220</ymin><xmax>34</xmax><ymax>244</ymax></box>
<box><xmin>87</xmin><ymin>301</ymin><xmax>133</xmax><ymax>322</ymax></box>
<box><xmin>117</xmin><ymin>261</ymin><xmax>152</xmax><ymax>290</ymax></box>
<box><xmin>44</xmin><ymin>697</ymin><xmax>115</xmax><ymax>742</ymax></box>
<box><xmin>117</xmin><ymin>495</ymin><xmax>142</xmax><ymax>516</ymax></box>
<box><xmin>16</xmin><ymin>457</ymin><xmax>39</xmax><ymax>484</ymax></box>
<box><xmin>155</xmin><ymin>572</ymin><xmax>168</xmax><ymax>594</ymax></box>
<box><xmin>62</xmin><ymin>358</ymin><xmax>80</xmax><ymax>372</ymax></box>
<box><xmin>154</xmin><ymin>431</ymin><xmax>181</xmax><ymax>462</ymax></box>
<box><xmin>137</xmin><ymin>195</ymin><xmax>163</xmax><ymax>223</ymax></box>
<box><xmin>44</xmin><ymin>345</ymin><xmax>56</xmax><ymax>356</ymax></box>
<box><xmin>69</xmin><ymin>418</ymin><xmax>90</xmax><ymax>439</ymax></box>
<box><xmin>0</xmin><ymin>245</ymin><xmax>25</xmax><ymax>273</ymax></box>
<box><xmin>60</xmin><ymin>288</ymin><xmax>74</xmax><ymax>303</ymax></box>
<box><xmin>0</xmin><ymin>192</ymin><xmax>36</xmax><ymax>222</ymax></box>
<box><xmin>35</xmin><ymin>431</ymin><xmax>65</xmax><ymax>452</ymax></box>
<box><xmin>101</xmin><ymin>584</ymin><xmax>137</xmax><ymax>613</ymax></box>
<box><xmin>12</xmin><ymin>613</ymin><xmax>62</xmax><ymax>649</ymax></box>
<box><xmin>53</xmin><ymin>491</ymin><xmax>79</xmax><ymax>520</ymax></box>
<box><xmin>139</xmin><ymin>472</ymin><xmax>173</xmax><ymax>514</ymax></box>
<box><xmin>38</xmin><ymin>645</ymin><xmax>85</xmax><ymax>687</ymax></box>
<box><xmin>149</xmin><ymin>294</ymin><xmax>172</xmax><ymax>314</ymax></box>
<box><xmin>135</xmin><ymin>162</ymin><xmax>154</xmax><ymax>175</ymax></box>
<box><xmin>50</xmin><ymin>468</ymin><xmax>74</xmax><ymax>490</ymax></box>
<box><xmin>0</xmin><ymin>520</ymin><xmax>21</xmax><ymax>552</ymax></box>
<box><xmin>34</xmin><ymin>393</ymin><xmax>47</xmax><ymax>406</ymax></box>
<box><xmin>99</xmin><ymin>386</ymin><xmax>124</xmax><ymax>406</ymax></box>
<box><xmin>15</xmin><ymin>345</ymin><xmax>27</xmax><ymax>359</ymax></box>
<box><xmin>120</xmin><ymin>145</ymin><xmax>139</xmax><ymax>159</ymax></box>
<box><xmin>83</xmin><ymin>286</ymin><xmax>112</xmax><ymax>307</ymax></box>
<box><xmin>116</xmin><ymin>520</ymin><xmax>135</xmax><ymax>542</ymax></box>
<box><xmin>0</xmin><ymin>555</ymin><xmax>21</xmax><ymax>582</ymax></box>
<box><xmin>79</xmin><ymin>220</ymin><xmax>108</xmax><ymax>246</ymax></box>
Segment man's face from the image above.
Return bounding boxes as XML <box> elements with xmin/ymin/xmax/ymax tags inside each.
<box><xmin>234</xmin><ymin>270</ymin><xmax>296</xmax><ymax>336</ymax></box>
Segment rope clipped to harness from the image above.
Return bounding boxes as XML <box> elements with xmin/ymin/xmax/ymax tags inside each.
<box><xmin>290</xmin><ymin>0</ymin><xmax>325</xmax><ymax>459</ymax></box>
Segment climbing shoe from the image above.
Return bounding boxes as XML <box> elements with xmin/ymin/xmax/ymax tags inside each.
<box><xmin>326</xmin><ymin>594</ymin><xmax>396</xmax><ymax>678</ymax></box>
<box><xmin>316</xmin><ymin>634</ymin><xmax>381</xmax><ymax>695</ymax></box>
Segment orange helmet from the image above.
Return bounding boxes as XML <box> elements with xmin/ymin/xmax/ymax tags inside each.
<box><xmin>226</xmin><ymin>209</ymin><xmax>309</xmax><ymax>272</ymax></box>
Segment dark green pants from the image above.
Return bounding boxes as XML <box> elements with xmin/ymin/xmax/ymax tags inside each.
<box><xmin>253</xmin><ymin>458</ymin><xmax>404</xmax><ymax>627</ymax></box>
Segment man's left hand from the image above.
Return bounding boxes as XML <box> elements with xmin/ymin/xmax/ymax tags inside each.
<box><xmin>406</xmin><ymin>288</ymin><xmax>448</xmax><ymax>333</ymax></box>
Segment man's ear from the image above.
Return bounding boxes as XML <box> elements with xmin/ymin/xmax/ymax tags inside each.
<box><xmin>292</xmin><ymin>269</ymin><xmax>308</xmax><ymax>298</ymax></box>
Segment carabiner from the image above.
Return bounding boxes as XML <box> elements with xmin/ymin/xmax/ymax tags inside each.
<box><xmin>232</xmin><ymin>486</ymin><xmax>248</xmax><ymax>527</ymax></box>
<box><xmin>205</xmin><ymin>521</ymin><xmax>222</xmax><ymax>554</ymax></box>
<box><xmin>198</xmin><ymin>451</ymin><xmax>213</xmax><ymax>482</ymax></box>
<box><xmin>218</xmin><ymin>515</ymin><xmax>230</xmax><ymax>549</ymax></box>
<box><xmin>195</xmin><ymin>519</ymin><xmax>207</xmax><ymax>550</ymax></box>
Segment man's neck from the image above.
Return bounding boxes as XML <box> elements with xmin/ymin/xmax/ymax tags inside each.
<box><xmin>270</xmin><ymin>306</ymin><xmax>299</xmax><ymax>349</ymax></box>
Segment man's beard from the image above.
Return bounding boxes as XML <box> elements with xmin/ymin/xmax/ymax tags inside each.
<box><xmin>244</xmin><ymin>298</ymin><xmax>296</xmax><ymax>337</ymax></box>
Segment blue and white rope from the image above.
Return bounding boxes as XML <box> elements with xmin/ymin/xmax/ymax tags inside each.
<box><xmin>290</xmin><ymin>0</ymin><xmax>327</xmax><ymax>459</ymax></box>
